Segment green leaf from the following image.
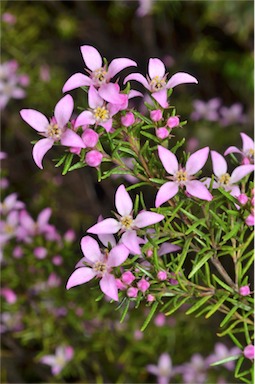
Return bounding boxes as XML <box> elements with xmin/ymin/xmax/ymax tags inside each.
<box><xmin>176</xmin><ymin>237</ymin><xmax>192</xmax><ymax>273</ymax></box>
<box><xmin>133</xmin><ymin>110</ymin><xmax>152</xmax><ymax>125</ymax></box>
<box><xmin>205</xmin><ymin>293</ymin><xmax>229</xmax><ymax>318</ymax></box>
<box><xmin>210</xmin><ymin>354</ymin><xmax>240</xmax><ymax>367</ymax></box>
<box><xmin>118</xmin><ymin>146</ymin><xmax>137</xmax><ymax>157</ymax></box>
<box><xmin>141</xmin><ymin>131</ymin><xmax>160</xmax><ymax>143</ymax></box>
<box><xmin>185</xmin><ymin>295</ymin><xmax>213</xmax><ymax>315</ymax></box>
<box><xmin>218</xmin><ymin>188</ymin><xmax>238</xmax><ymax>204</ymax></box>
<box><xmin>212</xmin><ymin>274</ymin><xmax>234</xmax><ymax>293</ymax></box>
<box><xmin>126</xmin><ymin>182</ymin><xmax>150</xmax><ymax>191</ymax></box>
<box><xmin>54</xmin><ymin>154</ymin><xmax>67</xmax><ymax>167</ymax></box>
<box><xmin>149</xmin><ymin>178</ymin><xmax>165</xmax><ymax>185</ymax></box>
<box><xmin>188</xmin><ymin>252</ymin><xmax>214</xmax><ymax>279</ymax></box>
<box><xmin>62</xmin><ymin>153</ymin><xmax>74</xmax><ymax>175</ymax></box>
<box><xmin>120</xmin><ymin>299</ymin><xmax>130</xmax><ymax>323</ymax></box>
<box><xmin>140</xmin><ymin>302</ymin><xmax>159</xmax><ymax>331</ymax></box>
<box><xmin>222</xmin><ymin>223</ymin><xmax>242</xmax><ymax>242</ymax></box>
<box><xmin>165</xmin><ymin>296</ymin><xmax>190</xmax><ymax>316</ymax></box>
<box><xmin>220</xmin><ymin>306</ymin><xmax>238</xmax><ymax>327</ymax></box>
<box><xmin>170</xmin><ymin>138</ymin><xmax>185</xmax><ymax>153</ymax></box>
<box><xmin>68</xmin><ymin>161</ymin><xmax>86</xmax><ymax>172</ymax></box>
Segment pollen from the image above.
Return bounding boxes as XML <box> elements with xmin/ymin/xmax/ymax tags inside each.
<box><xmin>93</xmin><ymin>261</ymin><xmax>107</xmax><ymax>275</ymax></box>
<box><xmin>93</xmin><ymin>106</ymin><xmax>109</xmax><ymax>123</ymax></box>
<box><xmin>150</xmin><ymin>76</ymin><xmax>166</xmax><ymax>92</ymax></box>
<box><xmin>120</xmin><ymin>215</ymin><xmax>134</xmax><ymax>230</ymax></box>
<box><xmin>92</xmin><ymin>68</ymin><xmax>107</xmax><ymax>85</ymax></box>
<box><xmin>47</xmin><ymin>123</ymin><xmax>62</xmax><ymax>140</ymax></box>
<box><xmin>219</xmin><ymin>173</ymin><xmax>231</xmax><ymax>185</ymax></box>
<box><xmin>175</xmin><ymin>170</ymin><xmax>188</xmax><ymax>184</ymax></box>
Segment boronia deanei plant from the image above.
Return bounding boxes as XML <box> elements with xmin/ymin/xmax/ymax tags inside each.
<box><xmin>20</xmin><ymin>45</ymin><xmax>254</xmax><ymax>382</ymax></box>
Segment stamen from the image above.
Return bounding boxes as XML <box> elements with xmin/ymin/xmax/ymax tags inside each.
<box><xmin>92</xmin><ymin>68</ymin><xmax>107</xmax><ymax>85</ymax></box>
<box><xmin>120</xmin><ymin>215</ymin><xmax>134</xmax><ymax>230</ymax></box>
<box><xmin>219</xmin><ymin>173</ymin><xmax>230</xmax><ymax>185</ymax></box>
<box><xmin>93</xmin><ymin>106</ymin><xmax>109</xmax><ymax>123</ymax></box>
<box><xmin>175</xmin><ymin>170</ymin><xmax>188</xmax><ymax>184</ymax></box>
<box><xmin>93</xmin><ymin>261</ymin><xmax>107</xmax><ymax>276</ymax></box>
<box><xmin>150</xmin><ymin>76</ymin><xmax>166</xmax><ymax>92</ymax></box>
<box><xmin>47</xmin><ymin>123</ymin><xmax>62</xmax><ymax>140</ymax></box>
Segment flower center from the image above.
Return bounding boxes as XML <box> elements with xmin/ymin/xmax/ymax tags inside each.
<box><xmin>92</xmin><ymin>68</ymin><xmax>107</xmax><ymax>85</ymax></box>
<box><xmin>150</xmin><ymin>76</ymin><xmax>166</xmax><ymax>92</ymax></box>
<box><xmin>219</xmin><ymin>173</ymin><xmax>230</xmax><ymax>185</ymax></box>
<box><xmin>4</xmin><ymin>224</ymin><xmax>14</xmax><ymax>234</ymax></box>
<box><xmin>93</xmin><ymin>106</ymin><xmax>109</xmax><ymax>123</ymax></box>
<box><xmin>120</xmin><ymin>215</ymin><xmax>134</xmax><ymax>230</ymax></box>
<box><xmin>93</xmin><ymin>261</ymin><xmax>107</xmax><ymax>276</ymax></box>
<box><xmin>175</xmin><ymin>169</ymin><xmax>188</xmax><ymax>184</ymax></box>
<box><xmin>47</xmin><ymin>123</ymin><xmax>62</xmax><ymax>140</ymax></box>
<box><xmin>248</xmin><ymin>148</ymin><xmax>254</xmax><ymax>158</ymax></box>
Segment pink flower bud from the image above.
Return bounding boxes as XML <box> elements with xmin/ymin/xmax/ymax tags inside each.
<box><xmin>133</xmin><ymin>329</ymin><xmax>143</xmax><ymax>340</ymax></box>
<box><xmin>82</xmin><ymin>129</ymin><xmax>99</xmax><ymax>148</ymax></box>
<box><xmin>121</xmin><ymin>271</ymin><xmax>135</xmax><ymax>285</ymax></box>
<box><xmin>156</xmin><ymin>127</ymin><xmax>169</xmax><ymax>139</ymax></box>
<box><xmin>115</xmin><ymin>278</ymin><xmax>126</xmax><ymax>290</ymax></box>
<box><xmin>121</xmin><ymin>112</ymin><xmax>135</xmax><ymax>127</ymax></box>
<box><xmin>167</xmin><ymin>116</ymin><xmax>180</xmax><ymax>128</ymax></box>
<box><xmin>52</xmin><ymin>255</ymin><xmax>63</xmax><ymax>266</ymax></box>
<box><xmin>245</xmin><ymin>212</ymin><xmax>254</xmax><ymax>226</ymax></box>
<box><xmin>147</xmin><ymin>294</ymin><xmax>155</xmax><ymax>302</ymax></box>
<box><xmin>150</xmin><ymin>109</ymin><xmax>163</xmax><ymax>122</ymax></box>
<box><xmin>146</xmin><ymin>249</ymin><xmax>153</xmax><ymax>257</ymax></box>
<box><xmin>154</xmin><ymin>313</ymin><xmax>166</xmax><ymax>327</ymax></box>
<box><xmin>239</xmin><ymin>285</ymin><xmax>251</xmax><ymax>296</ymax></box>
<box><xmin>34</xmin><ymin>246</ymin><xmax>47</xmax><ymax>259</ymax></box>
<box><xmin>64</xmin><ymin>229</ymin><xmax>76</xmax><ymax>243</ymax></box>
<box><xmin>137</xmin><ymin>278</ymin><xmax>150</xmax><ymax>292</ymax></box>
<box><xmin>70</xmin><ymin>147</ymin><xmax>81</xmax><ymax>155</ymax></box>
<box><xmin>2</xmin><ymin>12</ymin><xmax>16</xmax><ymax>25</ymax></box>
<box><xmin>237</xmin><ymin>194</ymin><xmax>249</xmax><ymax>205</ymax></box>
<box><xmin>85</xmin><ymin>150</ymin><xmax>103</xmax><ymax>167</ymax></box>
<box><xmin>0</xmin><ymin>288</ymin><xmax>17</xmax><ymax>304</ymax></box>
<box><xmin>13</xmin><ymin>246</ymin><xmax>23</xmax><ymax>259</ymax></box>
<box><xmin>127</xmin><ymin>287</ymin><xmax>138</xmax><ymax>298</ymax></box>
<box><xmin>157</xmin><ymin>271</ymin><xmax>168</xmax><ymax>281</ymax></box>
<box><xmin>19</xmin><ymin>74</ymin><xmax>30</xmax><ymax>87</ymax></box>
<box><xmin>243</xmin><ymin>344</ymin><xmax>254</xmax><ymax>360</ymax></box>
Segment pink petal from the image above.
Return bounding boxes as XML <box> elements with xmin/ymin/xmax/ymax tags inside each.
<box><xmin>211</xmin><ymin>151</ymin><xmax>228</xmax><ymax>177</ymax></box>
<box><xmin>230</xmin><ymin>165</ymin><xmax>254</xmax><ymax>184</ymax></box>
<box><xmin>107</xmin><ymin>244</ymin><xmax>129</xmax><ymax>267</ymax></box>
<box><xmin>74</xmin><ymin>111</ymin><xmax>95</xmax><ymax>129</ymax></box>
<box><xmin>37</xmin><ymin>208</ymin><xmax>51</xmax><ymax>228</ymax></box>
<box><xmin>60</xmin><ymin>129</ymin><xmax>85</xmax><ymax>148</ymax></box>
<box><xmin>99</xmin><ymin>273</ymin><xmax>118</xmax><ymax>301</ymax></box>
<box><xmin>123</xmin><ymin>73</ymin><xmax>150</xmax><ymax>90</ymax></box>
<box><xmin>12</xmin><ymin>88</ymin><xmax>26</xmax><ymax>99</ymax></box>
<box><xmin>32</xmin><ymin>138</ymin><xmax>54</xmax><ymax>169</ymax></box>
<box><xmin>62</xmin><ymin>73</ymin><xmax>92</xmax><ymax>93</ymax></box>
<box><xmin>80</xmin><ymin>45</ymin><xmax>102</xmax><ymax>71</ymax></box>
<box><xmin>19</xmin><ymin>210</ymin><xmax>34</xmax><ymax>231</ymax></box>
<box><xmin>185</xmin><ymin>180</ymin><xmax>213</xmax><ymax>201</ymax></box>
<box><xmin>241</xmin><ymin>132</ymin><xmax>254</xmax><ymax>153</ymax></box>
<box><xmin>54</xmin><ymin>94</ymin><xmax>74</xmax><ymax>128</ymax></box>
<box><xmin>158</xmin><ymin>146</ymin><xmax>179</xmax><ymax>175</ymax></box>
<box><xmin>20</xmin><ymin>109</ymin><xmax>49</xmax><ymax>132</ymax></box>
<box><xmin>158</xmin><ymin>242</ymin><xmax>181</xmax><ymax>256</ymax></box>
<box><xmin>107</xmin><ymin>58</ymin><xmax>137</xmax><ymax>79</ymax></box>
<box><xmin>224</xmin><ymin>146</ymin><xmax>241</xmax><ymax>156</ymax></box>
<box><xmin>230</xmin><ymin>185</ymin><xmax>241</xmax><ymax>198</ymax></box>
<box><xmin>134</xmin><ymin>211</ymin><xmax>164</xmax><ymax>228</ymax></box>
<box><xmin>98</xmin><ymin>83</ymin><xmax>126</xmax><ymax>105</ymax></box>
<box><xmin>186</xmin><ymin>147</ymin><xmax>209</xmax><ymax>175</ymax></box>
<box><xmin>121</xmin><ymin>230</ymin><xmax>141</xmax><ymax>254</ymax></box>
<box><xmin>66</xmin><ymin>267</ymin><xmax>96</xmax><ymax>289</ymax></box>
<box><xmin>80</xmin><ymin>236</ymin><xmax>102</xmax><ymax>263</ymax></box>
<box><xmin>115</xmin><ymin>184</ymin><xmax>133</xmax><ymax>216</ymax></box>
<box><xmin>98</xmin><ymin>233</ymin><xmax>116</xmax><ymax>248</ymax></box>
<box><xmin>87</xmin><ymin>218</ymin><xmax>121</xmax><ymax>234</ymax></box>
<box><xmin>166</xmin><ymin>72</ymin><xmax>198</xmax><ymax>89</ymax></box>
<box><xmin>155</xmin><ymin>182</ymin><xmax>179</xmax><ymax>207</ymax></box>
<box><xmin>148</xmin><ymin>58</ymin><xmax>166</xmax><ymax>79</ymax></box>
<box><xmin>152</xmin><ymin>90</ymin><xmax>168</xmax><ymax>108</ymax></box>
<box><xmin>88</xmin><ymin>85</ymin><xmax>103</xmax><ymax>109</ymax></box>
<box><xmin>101</xmin><ymin>118</ymin><xmax>113</xmax><ymax>132</ymax></box>
<box><xmin>40</xmin><ymin>355</ymin><xmax>56</xmax><ymax>366</ymax></box>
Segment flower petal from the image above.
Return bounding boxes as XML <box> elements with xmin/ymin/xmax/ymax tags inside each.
<box><xmin>241</xmin><ymin>132</ymin><xmax>254</xmax><ymax>153</ymax></box>
<box><xmin>158</xmin><ymin>145</ymin><xmax>179</xmax><ymax>175</ymax></box>
<box><xmin>37</xmin><ymin>208</ymin><xmax>51</xmax><ymax>228</ymax></box>
<box><xmin>148</xmin><ymin>58</ymin><xmax>166</xmax><ymax>79</ymax></box>
<box><xmin>211</xmin><ymin>150</ymin><xmax>228</xmax><ymax>177</ymax></box>
<box><xmin>121</xmin><ymin>230</ymin><xmax>141</xmax><ymax>254</ymax></box>
<box><xmin>80</xmin><ymin>45</ymin><xmax>102</xmax><ymax>71</ymax></box>
<box><xmin>230</xmin><ymin>165</ymin><xmax>254</xmax><ymax>184</ymax></box>
<box><xmin>74</xmin><ymin>111</ymin><xmax>95</xmax><ymax>129</ymax></box>
<box><xmin>158</xmin><ymin>242</ymin><xmax>181</xmax><ymax>256</ymax></box>
<box><xmin>186</xmin><ymin>147</ymin><xmax>209</xmax><ymax>175</ymax></box>
<box><xmin>224</xmin><ymin>146</ymin><xmax>241</xmax><ymax>156</ymax></box>
<box><xmin>115</xmin><ymin>184</ymin><xmax>133</xmax><ymax>216</ymax></box>
<box><xmin>123</xmin><ymin>73</ymin><xmax>150</xmax><ymax>90</ymax></box>
<box><xmin>134</xmin><ymin>211</ymin><xmax>164</xmax><ymax>228</ymax></box>
<box><xmin>98</xmin><ymin>83</ymin><xmax>126</xmax><ymax>105</ymax></box>
<box><xmin>107</xmin><ymin>58</ymin><xmax>137</xmax><ymax>79</ymax></box>
<box><xmin>54</xmin><ymin>94</ymin><xmax>74</xmax><ymax>128</ymax></box>
<box><xmin>152</xmin><ymin>90</ymin><xmax>168</xmax><ymax>108</ymax></box>
<box><xmin>167</xmin><ymin>72</ymin><xmax>198</xmax><ymax>89</ymax></box>
<box><xmin>60</xmin><ymin>129</ymin><xmax>85</xmax><ymax>148</ymax></box>
<box><xmin>66</xmin><ymin>267</ymin><xmax>96</xmax><ymax>289</ymax></box>
<box><xmin>88</xmin><ymin>85</ymin><xmax>103</xmax><ymax>109</ymax></box>
<box><xmin>107</xmin><ymin>244</ymin><xmax>129</xmax><ymax>267</ymax></box>
<box><xmin>99</xmin><ymin>273</ymin><xmax>118</xmax><ymax>301</ymax></box>
<box><xmin>20</xmin><ymin>109</ymin><xmax>49</xmax><ymax>132</ymax></box>
<box><xmin>185</xmin><ymin>180</ymin><xmax>213</xmax><ymax>201</ymax></box>
<box><xmin>155</xmin><ymin>182</ymin><xmax>179</xmax><ymax>207</ymax></box>
<box><xmin>32</xmin><ymin>138</ymin><xmax>54</xmax><ymax>169</ymax></box>
<box><xmin>87</xmin><ymin>218</ymin><xmax>121</xmax><ymax>234</ymax></box>
<box><xmin>80</xmin><ymin>236</ymin><xmax>103</xmax><ymax>263</ymax></box>
<box><xmin>62</xmin><ymin>73</ymin><xmax>92</xmax><ymax>93</ymax></box>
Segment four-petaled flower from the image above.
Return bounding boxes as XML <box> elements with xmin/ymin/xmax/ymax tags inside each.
<box><xmin>124</xmin><ymin>58</ymin><xmax>198</xmax><ymax>108</ymax></box>
<box><xmin>20</xmin><ymin>95</ymin><xmax>85</xmax><ymax>169</ymax></box>
<box><xmin>66</xmin><ymin>236</ymin><xmax>129</xmax><ymax>301</ymax></box>
<box><xmin>155</xmin><ymin>146</ymin><xmax>213</xmax><ymax>207</ymax></box>
<box><xmin>87</xmin><ymin>184</ymin><xmax>164</xmax><ymax>254</ymax></box>
<box><xmin>40</xmin><ymin>346</ymin><xmax>74</xmax><ymax>376</ymax></box>
<box><xmin>62</xmin><ymin>45</ymin><xmax>137</xmax><ymax>92</ymax></box>
<box><xmin>224</xmin><ymin>132</ymin><xmax>254</xmax><ymax>164</ymax></box>
<box><xmin>147</xmin><ymin>353</ymin><xmax>174</xmax><ymax>384</ymax></box>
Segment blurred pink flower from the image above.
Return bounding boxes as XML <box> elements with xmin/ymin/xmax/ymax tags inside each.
<box><xmin>40</xmin><ymin>346</ymin><xmax>74</xmax><ymax>375</ymax></box>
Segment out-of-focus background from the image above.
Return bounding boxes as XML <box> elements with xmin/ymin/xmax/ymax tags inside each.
<box><xmin>1</xmin><ymin>1</ymin><xmax>253</xmax><ymax>383</ymax></box>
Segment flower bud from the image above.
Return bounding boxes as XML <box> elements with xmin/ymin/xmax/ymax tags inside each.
<box><xmin>115</xmin><ymin>278</ymin><xmax>126</xmax><ymax>290</ymax></box>
<box><xmin>34</xmin><ymin>246</ymin><xmax>47</xmax><ymax>259</ymax></box>
<box><xmin>237</xmin><ymin>194</ymin><xmax>249</xmax><ymax>205</ymax></box>
<box><xmin>82</xmin><ymin>129</ymin><xmax>99</xmax><ymax>148</ymax></box>
<box><xmin>243</xmin><ymin>344</ymin><xmax>254</xmax><ymax>360</ymax></box>
<box><xmin>150</xmin><ymin>109</ymin><xmax>163</xmax><ymax>122</ymax></box>
<box><xmin>154</xmin><ymin>313</ymin><xmax>166</xmax><ymax>327</ymax></box>
<box><xmin>85</xmin><ymin>150</ymin><xmax>103</xmax><ymax>167</ymax></box>
<box><xmin>156</xmin><ymin>127</ymin><xmax>169</xmax><ymax>140</ymax></box>
<box><xmin>167</xmin><ymin>116</ymin><xmax>180</xmax><ymax>128</ymax></box>
<box><xmin>245</xmin><ymin>212</ymin><xmax>254</xmax><ymax>226</ymax></box>
<box><xmin>121</xmin><ymin>271</ymin><xmax>135</xmax><ymax>285</ymax></box>
<box><xmin>121</xmin><ymin>112</ymin><xmax>135</xmax><ymax>127</ymax></box>
<box><xmin>239</xmin><ymin>285</ymin><xmax>251</xmax><ymax>296</ymax></box>
<box><xmin>157</xmin><ymin>271</ymin><xmax>167</xmax><ymax>281</ymax></box>
<box><xmin>137</xmin><ymin>278</ymin><xmax>150</xmax><ymax>292</ymax></box>
<box><xmin>127</xmin><ymin>287</ymin><xmax>138</xmax><ymax>298</ymax></box>
<box><xmin>52</xmin><ymin>255</ymin><xmax>63</xmax><ymax>266</ymax></box>
<box><xmin>147</xmin><ymin>294</ymin><xmax>155</xmax><ymax>302</ymax></box>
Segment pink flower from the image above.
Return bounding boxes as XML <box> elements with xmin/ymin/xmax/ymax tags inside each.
<box><xmin>237</xmin><ymin>194</ymin><xmax>249</xmax><ymax>205</ymax></box>
<box><xmin>34</xmin><ymin>246</ymin><xmax>47</xmax><ymax>259</ymax></box>
<box><xmin>40</xmin><ymin>346</ymin><xmax>74</xmax><ymax>375</ymax></box>
<box><xmin>147</xmin><ymin>353</ymin><xmax>173</xmax><ymax>384</ymax></box>
<box><xmin>204</xmin><ymin>151</ymin><xmax>254</xmax><ymax>198</ymax></box>
<box><xmin>219</xmin><ymin>103</ymin><xmax>247</xmax><ymax>126</ymax></box>
<box><xmin>17</xmin><ymin>208</ymin><xmax>52</xmax><ymax>241</ymax></box>
<box><xmin>87</xmin><ymin>184</ymin><xmax>164</xmax><ymax>254</ymax></box>
<box><xmin>239</xmin><ymin>285</ymin><xmax>251</xmax><ymax>296</ymax></box>
<box><xmin>155</xmin><ymin>146</ymin><xmax>212</xmax><ymax>207</ymax></box>
<box><xmin>124</xmin><ymin>58</ymin><xmax>198</xmax><ymax>108</ymax></box>
<box><xmin>157</xmin><ymin>271</ymin><xmax>167</xmax><ymax>281</ymax></box>
<box><xmin>191</xmin><ymin>98</ymin><xmax>221</xmax><ymax>121</ymax></box>
<box><xmin>82</xmin><ymin>128</ymin><xmax>99</xmax><ymax>148</ymax></box>
<box><xmin>20</xmin><ymin>95</ymin><xmax>85</xmax><ymax>168</ymax></box>
<box><xmin>207</xmin><ymin>343</ymin><xmax>240</xmax><ymax>371</ymax></box>
<box><xmin>137</xmin><ymin>278</ymin><xmax>150</xmax><ymax>292</ymax></box>
<box><xmin>245</xmin><ymin>212</ymin><xmax>254</xmax><ymax>226</ymax></box>
<box><xmin>0</xmin><ymin>60</ymin><xmax>27</xmax><ymax>109</ymax></box>
<box><xmin>167</xmin><ymin>116</ymin><xmax>180</xmax><ymax>128</ymax></box>
<box><xmin>0</xmin><ymin>288</ymin><xmax>17</xmax><ymax>304</ymax></box>
<box><xmin>2</xmin><ymin>12</ymin><xmax>16</xmax><ymax>25</ymax></box>
<box><xmin>62</xmin><ymin>45</ymin><xmax>137</xmax><ymax>92</ymax></box>
<box><xmin>121</xmin><ymin>112</ymin><xmax>135</xmax><ymax>127</ymax></box>
<box><xmin>243</xmin><ymin>344</ymin><xmax>254</xmax><ymax>360</ymax></box>
<box><xmin>127</xmin><ymin>287</ymin><xmax>138</xmax><ymax>298</ymax></box>
<box><xmin>85</xmin><ymin>150</ymin><xmax>103</xmax><ymax>167</ymax></box>
<box><xmin>0</xmin><ymin>193</ymin><xmax>25</xmax><ymax>215</ymax></box>
<box><xmin>156</xmin><ymin>127</ymin><xmax>169</xmax><ymax>140</ymax></box>
<box><xmin>150</xmin><ymin>109</ymin><xmax>163</xmax><ymax>122</ymax></box>
<box><xmin>147</xmin><ymin>294</ymin><xmax>155</xmax><ymax>302</ymax></box>
<box><xmin>224</xmin><ymin>132</ymin><xmax>254</xmax><ymax>164</ymax></box>
<box><xmin>121</xmin><ymin>271</ymin><xmax>136</xmax><ymax>285</ymax></box>
<box><xmin>66</xmin><ymin>236</ymin><xmax>129</xmax><ymax>301</ymax></box>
